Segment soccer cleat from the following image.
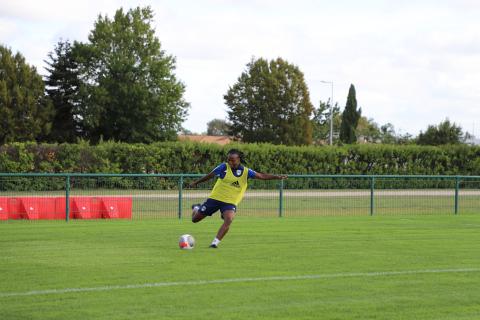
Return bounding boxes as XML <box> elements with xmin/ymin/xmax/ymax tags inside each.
<box><xmin>191</xmin><ymin>203</ymin><xmax>201</xmax><ymax>210</ymax></box>
<box><xmin>209</xmin><ymin>244</ymin><xmax>218</xmax><ymax>248</ymax></box>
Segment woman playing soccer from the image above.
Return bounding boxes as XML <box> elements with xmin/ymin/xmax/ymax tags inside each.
<box><xmin>189</xmin><ymin>149</ymin><xmax>287</xmax><ymax>248</ymax></box>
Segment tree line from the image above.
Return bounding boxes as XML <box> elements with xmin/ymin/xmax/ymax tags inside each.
<box><xmin>0</xmin><ymin>6</ymin><xmax>473</xmax><ymax>147</ymax></box>
<box><xmin>1</xmin><ymin>7</ymin><xmax>188</xmax><ymax>145</ymax></box>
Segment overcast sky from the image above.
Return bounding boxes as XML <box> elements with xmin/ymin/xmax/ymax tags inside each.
<box><xmin>1</xmin><ymin>0</ymin><xmax>480</xmax><ymax>136</ymax></box>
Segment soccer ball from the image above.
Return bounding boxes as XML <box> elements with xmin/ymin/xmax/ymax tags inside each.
<box><xmin>179</xmin><ymin>234</ymin><xmax>195</xmax><ymax>250</ymax></box>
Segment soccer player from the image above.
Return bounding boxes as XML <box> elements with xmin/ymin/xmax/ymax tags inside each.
<box><xmin>189</xmin><ymin>149</ymin><xmax>287</xmax><ymax>248</ymax></box>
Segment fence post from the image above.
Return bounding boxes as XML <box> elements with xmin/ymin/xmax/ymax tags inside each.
<box><xmin>65</xmin><ymin>175</ymin><xmax>70</xmax><ymax>222</ymax></box>
<box><xmin>278</xmin><ymin>179</ymin><xmax>284</xmax><ymax>218</ymax></box>
<box><xmin>454</xmin><ymin>176</ymin><xmax>459</xmax><ymax>215</ymax></box>
<box><xmin>178</xmin><ymin>175</ymin><xmax>183</xmax><ymax>219</ymax></box>
<box><xmin>370</xmin><ymin>176</ymin><xmax>375</xmax><ymax>216</ymax></box>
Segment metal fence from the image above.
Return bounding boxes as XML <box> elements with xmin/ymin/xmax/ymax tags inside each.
<box><xmin>0</xmin><ymin>173</ymin><xmax>479</xmax><ymax>221</ymax></box>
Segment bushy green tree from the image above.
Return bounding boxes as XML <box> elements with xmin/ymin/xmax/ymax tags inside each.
<box><xmin>0</xmin><ymin>45</ymin><xmax>53</xmax><ymax>144</ymax></box>
<box><xmin>380</xmin><ymin>123</ymin><xmax>403</xmax><ymax>144</ymax></box>
<box><xmin>206</xmin><ymin>119</ymin><xmax>230</xmax><ymax>136</ymax></box>
<box><xmin>356</xmin><ymin>117</ymin><xmax>381</xmax><ymax>143</ymax></box>
<box><xmin>74</xmin><ymin>6</ymin><xmax>189</xmax><ymax>143</ymax></box>
<box><xmin>339</xmin><ymin>84</ymin><xmax>361</xmax><ymax>144</ymax></box>
<box><xmin>417</xmin><ymin>119</ymin><xmax>464</xmax><ymax>145</ymax></box>
<box><xmin>225</xmin><ymin>57</ymin><xmax>313</xmax><ymax>145</ymax></box>
<box><xmin>311</xmin><ymin>99</ymin><xmax>340</xmax><ymax>144</ymax></box>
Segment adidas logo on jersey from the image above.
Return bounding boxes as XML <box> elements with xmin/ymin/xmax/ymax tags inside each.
<box><xmin>230</xmin><ymin>181</ymin><xmax>240</xmax><ymax>188</ymax></box>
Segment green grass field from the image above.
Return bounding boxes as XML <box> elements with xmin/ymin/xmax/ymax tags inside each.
<box><xmin>1</xmin><ymin>215</ymin><xmax>480</xmax><ymax>319</ymax></box>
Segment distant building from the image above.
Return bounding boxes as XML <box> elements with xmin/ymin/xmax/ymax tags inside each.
<box><xmin>356</xmin><ymin>135</ymin><xmax>381</xmax><ymax>144</ymax></box>
<box><xmin>178</xmin><ymin>135</ymin><xmax>233</xmax><ymax>145</ymax></box>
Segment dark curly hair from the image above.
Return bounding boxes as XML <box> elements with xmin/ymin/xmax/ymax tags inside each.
<box><xmin>227</xmin><ymin>149</ymin><xmax>247</xmax><ymax>164</ymax></box>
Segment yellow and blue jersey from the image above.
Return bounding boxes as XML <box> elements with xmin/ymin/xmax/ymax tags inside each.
<box><xmin>209</xmin><ymin>163</ymin><xmax>256</xmax><ymax>205</ymax></box>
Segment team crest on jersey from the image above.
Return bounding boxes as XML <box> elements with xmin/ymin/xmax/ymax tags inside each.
<box><xmin>236</xmin><ymin>169</ymin><xmax>242</xmax><ymax>176</ymax></box>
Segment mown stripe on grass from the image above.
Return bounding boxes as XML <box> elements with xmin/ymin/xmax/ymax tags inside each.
<box><xmin>1</xmin><ymin>268</ymin><xmax>478</xmax><ymax>297</ymax></box>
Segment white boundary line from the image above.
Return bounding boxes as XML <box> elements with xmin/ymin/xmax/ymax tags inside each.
<box><xmin>1</xmin><ymin>268</ymin><xmax>478</xmax><ymax>298</ymax></box>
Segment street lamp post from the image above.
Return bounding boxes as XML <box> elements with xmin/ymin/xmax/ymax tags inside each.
<box><xmin>320</xmin><ymin>81</ymin><xmax>334</xmax><ymax>145</ymax></box>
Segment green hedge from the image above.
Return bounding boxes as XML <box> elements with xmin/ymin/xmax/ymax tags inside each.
<box><xmin>0</xmin><ymin>141</ymin><xmax>479</xmax><ymax>190</ymax></box>
<box><xmin>1</xmin><ymin>141</ymin><xmax>480</xmax><ymax>175</ymax></box>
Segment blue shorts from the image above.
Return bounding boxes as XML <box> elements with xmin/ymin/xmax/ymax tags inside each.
<box><xmin>198</xmin><ymin>198</ymin><xmax>236</xmax><ymax>217</ymax></box>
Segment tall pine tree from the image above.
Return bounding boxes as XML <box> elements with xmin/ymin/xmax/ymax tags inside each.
<box><xmin>44</xmin><ymin>40</ymin><xmax>82</xmax><ymax>142</ymax></box>
<box><xmin>339</xmin><ymin>84</ymin><xmax>361</xmax><ymax>144</ymax></box>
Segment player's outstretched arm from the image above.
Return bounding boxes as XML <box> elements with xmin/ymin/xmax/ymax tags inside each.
<box><xmin>254</xmin><ymin>172</ymin><xmax>288</xmax><ymax>180</ymax></box>
<box><xmin>188</xmin><ymin>172</ymin><xmax>216</xmax><ymax>188</ymax></box>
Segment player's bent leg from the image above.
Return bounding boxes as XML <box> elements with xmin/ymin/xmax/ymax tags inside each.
<box><xmin>216</xmin><ymin>210</ymin><xmax>235</xmax><ymax>240</ymax></box>
<box><xmin>192</xmin><ymin>210</ymin><xmax>207</xmax><ymax>223</ymax></box>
